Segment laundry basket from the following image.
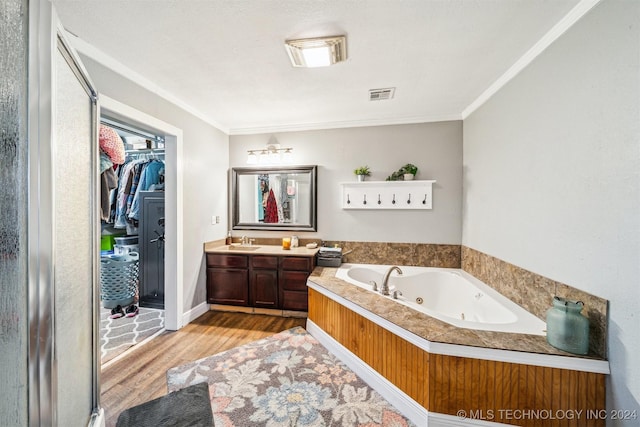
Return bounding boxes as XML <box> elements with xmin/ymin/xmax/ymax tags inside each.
<box><xmin>100</xmin><ymin>252</ymin><xmax>139</xmax><ymax>309</ymax></box>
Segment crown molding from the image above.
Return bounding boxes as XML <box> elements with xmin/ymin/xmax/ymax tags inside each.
<box><xmin>228</xmin><ymin>113</ymin><xmax>462</xmax><ymax>135</ymax></box>
<box><xmin>462</xmin><ymin>0</ymin><xmax>602</xmax><ymax>119</ymax></box>
<box><xmin>63</xmin><ymin>29</ymin><xmax>229</xmax><ymax>134</ymax></box>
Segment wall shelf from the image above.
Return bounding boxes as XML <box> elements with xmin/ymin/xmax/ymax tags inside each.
<box><xmin>341</xmin><ymin>180</ymin><xmax>435</xmax><ymax>210</ymax></box>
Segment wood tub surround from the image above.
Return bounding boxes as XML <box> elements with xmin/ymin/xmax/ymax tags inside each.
<box><xmin>307</xmin><ymin>270</ymin><xmax>609</xmax><ymax>427</ymax></box>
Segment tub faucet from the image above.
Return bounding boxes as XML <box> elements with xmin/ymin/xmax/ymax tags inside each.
<box><xmin>381</xmin><ymin>266</ymin><xmax>403</xmax><ymax>296</ymax></box>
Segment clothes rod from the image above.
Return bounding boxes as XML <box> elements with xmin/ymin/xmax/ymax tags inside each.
<box><xmin>100</xmin><ymin>117</ymin><xmax>165</xmax><ymax>142</ymax></box>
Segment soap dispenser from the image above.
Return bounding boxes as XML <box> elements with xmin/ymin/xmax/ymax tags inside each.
<box><xmin>225</xmin><ymin>231</ymin><xmax>232</xmax><ymax>245</ymax></box>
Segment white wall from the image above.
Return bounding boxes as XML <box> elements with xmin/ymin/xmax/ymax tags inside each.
<box><xmin>80</xmin><ymin>56</ymin><xmax>229</xmax><ymax>312</ymax></box>
<box><xmin>462</xmin><ymin>0</ymin><xmax>639</xmax><ymax>422</ymax></box>
<box><xmin>230</xmin><ymin>121</ymin><xmax>463</xmax><ymax>244</ymax></box>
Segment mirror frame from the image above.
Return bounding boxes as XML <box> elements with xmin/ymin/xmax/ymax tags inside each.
<box><xmin>231</xmin><ymin>165</ymin><xmax>318</xmax><ymax>231</ymax></box>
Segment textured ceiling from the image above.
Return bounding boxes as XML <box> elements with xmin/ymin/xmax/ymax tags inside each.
<box><xmin>52</xmin><ymin>0</ymin><xmax>581</xmax><ymax>134</ymax></box>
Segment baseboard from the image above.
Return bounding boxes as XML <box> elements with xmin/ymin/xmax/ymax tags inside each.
<box><xmin>210</xmin><ymin>304</ymin><xmax>308</xmax><ymax>318</ymax></box>
<box><xmin>306</xmin><ymin>320</ymin><xmax>510</xmax><ymax>427</ymax></box>
<box><xmin>428</xmin><ymin>412</ymin><xmax>511</xmax><ymax>427</ymax></box>
<box><xmin>181</xmin><ymin>301</ymin><xmax>209</xmax><ymax>325</ymax></box>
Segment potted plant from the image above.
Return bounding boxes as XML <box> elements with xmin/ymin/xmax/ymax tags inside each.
<box><xmin>354</xmin><ymin>166</ymin><xmax>371</xmax><ymax>182</ymax></box>
<box><xmin>386</xmin><ymin>163</ymin><xmax>419</xmax><ymax>181</ymax></box>
<box><xmin>401</xmin><ymin>163</ymin><xmax>418</xmax><ymax>180</ymax></box>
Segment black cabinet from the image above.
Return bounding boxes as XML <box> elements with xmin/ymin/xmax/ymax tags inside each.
<box><xmin>139</xmin><ymin>191</ymin><xmax>165</xmax><ymax>309</ymax></box>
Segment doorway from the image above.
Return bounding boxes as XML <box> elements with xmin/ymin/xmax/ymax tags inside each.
<box><xmin>99</xmin><ymin>115</ymin><xmax>168</xmax><ymax>364</ymax></box>
<box><xmin>99</xmin><ymin>95</ymin><xmax>184</xmax><ymax>332</ymax></box>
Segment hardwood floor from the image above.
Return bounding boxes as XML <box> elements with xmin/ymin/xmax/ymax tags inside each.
<box><xmin>100</xmin><ymin>310</ymin><xmax>306</xmax><ymax>427</ymax></box>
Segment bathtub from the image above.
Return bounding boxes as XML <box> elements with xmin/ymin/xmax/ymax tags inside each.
<box><xmin>335</xmin><ymin>263</ymin><xmax>546</xmax><ymax>336</ymax></box>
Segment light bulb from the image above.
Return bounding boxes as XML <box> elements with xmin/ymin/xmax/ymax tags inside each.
<box><xmin>246</xmin><ymin>151</ymin><xmax>257</xmax><ymax>164</ymax></box>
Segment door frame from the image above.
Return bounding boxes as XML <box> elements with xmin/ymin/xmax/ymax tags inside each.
<box><xmin>99</xmin><ymin>95</ymin><xmax>184</xmax><ymax>331</ymax></box>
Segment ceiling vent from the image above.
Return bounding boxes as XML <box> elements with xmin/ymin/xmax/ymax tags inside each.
<box><xmin>369</xmin><ymin>87</ymin><xmax>395</xmax><ymax>101</ymax></box>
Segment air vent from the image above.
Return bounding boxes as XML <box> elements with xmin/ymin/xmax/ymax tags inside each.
<box><xmin>369</xmin><ymin>87</ymin><xmax>395</xmax><ymax>101</ymax></box>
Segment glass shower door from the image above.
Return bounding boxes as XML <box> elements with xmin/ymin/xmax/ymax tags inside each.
<box><xmin>26</xmin><ymin>2</ymin><xmax>101</xmax><ymax>425</ymax></box>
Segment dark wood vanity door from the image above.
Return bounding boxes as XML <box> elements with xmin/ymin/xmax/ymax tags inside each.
<box><xmin>206</xmin><ymin>268</ymin><xmax>249</xmax><ymax>306</ymax></box>
<box><xmin>250</xmin><ymin>269</ymin><xmax>279</xmax><ymax>308</ymax></box>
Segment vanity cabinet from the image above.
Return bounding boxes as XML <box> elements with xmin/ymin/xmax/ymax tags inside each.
<box><xmin>206</xmin><ymin>252</ymin><xmax>315</xmax><ymax>312</ymax></box>
<box><xmin>280</xmin><ymin>257</ymin><xmax>314</xmax><ymax>311</ymax></box>
<box><xmin>206</xmin><ymin>254</ymin><xmax>249</xmax><ymax>306</ymax></box>
<box><xmin>250</xmin><ymin>256</ymin><xmax>279</xmax><ymax>308</ymax></box>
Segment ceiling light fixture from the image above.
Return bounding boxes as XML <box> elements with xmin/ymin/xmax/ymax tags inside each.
<box><xmin>284</xmin><ymin>35</ymin><xmax>347</xmax><ymax>68</ymax></box>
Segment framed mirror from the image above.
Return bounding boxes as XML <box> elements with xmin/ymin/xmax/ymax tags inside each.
<box><xmin>232</xmin><ymin>165</ymin><xmax>317</xmax><ymax>231</ymax></box>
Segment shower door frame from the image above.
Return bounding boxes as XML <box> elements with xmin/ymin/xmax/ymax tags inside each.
<box><xmin>27</xmin><ymin>1</ymin><xmax>102</xmax><ymax>425</ymax></box>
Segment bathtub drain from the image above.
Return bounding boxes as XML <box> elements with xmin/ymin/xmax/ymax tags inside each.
<box><xmin>415</xmin><ymin>297</ymin><xmax>423</xmax><ymax>304</ymax></box>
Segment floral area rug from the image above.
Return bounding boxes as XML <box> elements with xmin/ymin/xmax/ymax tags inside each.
<box><xmin>167</xmin><ymin>326</ymin><xmax>414</xmax><ymax>427</ymax></box>
<box><xmin>100</xmin><ymin>307</ymin><xmax>164</xmax><ymax>364</ymax></box>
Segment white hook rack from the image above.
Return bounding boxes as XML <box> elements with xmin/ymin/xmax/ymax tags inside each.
<box><xmin>341</xmin><ymin>180</ymin><xmax>435</xmax><ymax>210</ymax></box>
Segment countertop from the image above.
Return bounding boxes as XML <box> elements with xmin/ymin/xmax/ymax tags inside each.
<box><xmin>204</xmin><ymin>241</ymin><xmax>320</xmax><ymax>257</ymax></box>
<box><xmin>308</xmin><ymin>266</ymin><xmax>609</xmax><ymax>367</ymax></box>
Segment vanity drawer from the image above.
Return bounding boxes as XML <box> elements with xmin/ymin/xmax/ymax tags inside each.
<box><xmin>281</xmin><ymin>290</ymin><xmax>308</xmax><ymax>311</ymax></box>
<box><xmin>252</xmin><ymin>255</ymin><xmax>279</xmax><ymax>269</ymax></box>
<box><xmin>281</xmin><ymin>257</ymin><xmax>312</xmax><ymax>272</ymax></box>
<box><xmin>206</xmin><ymin>254</ymin><xmax>247</xmax><ymax>268</ymax></box>
<box><xmin>280</xmin><ymin>270</ymin><xmax>310</xmax><ymax>291</ymax></box>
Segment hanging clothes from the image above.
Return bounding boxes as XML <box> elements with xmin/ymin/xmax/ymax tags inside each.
<box><xmin>128</xmin><ymin>159</ymin><xmax>164</xmax><ymax>222</ymax></box>
<box><xmin>264</xmin><ymin>189</ymin><xmax>278</xmax><ymax>223</ymax></box>
<box><xmin>109</xmin><ymin>154</ymin><xmax>165</xmax><ymax>229</ymax></box>
<box><xmin>100</xmin><ymin>150</ymin><xmax>117</xmax><ymax>221</ymax></box>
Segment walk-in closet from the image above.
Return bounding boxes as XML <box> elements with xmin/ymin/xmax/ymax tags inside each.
<box><xmin>99</xmin><ymin>117</ymin><xmax>166</xmax><ymax>364</ymax></box>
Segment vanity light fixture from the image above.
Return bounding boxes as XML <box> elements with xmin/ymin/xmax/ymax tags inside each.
<box><xmin>246</xmin><ymin>150</ymin><xmax>258</xmax><ymax>164</ymax></box>
<box><xmin>246</xmin><ymin>144</ymin><xmax>293</xmax><ymax>165</ymax></box>
<box><xmin>285</xmin><ymin>35</ymin><xmax>347</xmax><ymax>68</ymax></box>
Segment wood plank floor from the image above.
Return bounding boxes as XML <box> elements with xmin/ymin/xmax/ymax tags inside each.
<box><xmin>100</xmin><ymin>310</ymin><xmax>306</xmax><ymax>427</ymax></box>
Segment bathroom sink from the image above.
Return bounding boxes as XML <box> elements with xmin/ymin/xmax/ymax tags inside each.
<box><xmin>228</xmin><ymin>245</ymin><xmax>260</xmax><ymax>251</ymax></box>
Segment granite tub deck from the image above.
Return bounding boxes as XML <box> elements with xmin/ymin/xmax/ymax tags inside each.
<box><xmin>308</xmin><ymin>266</ymin><xmax>608</xmax><ymax>365</ymax></box>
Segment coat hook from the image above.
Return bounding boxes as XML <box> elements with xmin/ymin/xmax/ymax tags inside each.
<box><xmin>347</xmin><ymin>194</ymin><xmax>351</xmax><ymax>204</ymax></box>
<box><xmin>392</xmin><ymin>194</ymin><xmax>396</xmax><ymax>204</ymax></box>
<box><xmin>378</xmin><ymin>194</ymin><xmax>381</xmax><ymax>205</ymax></box>
<box><xmin>363</xmin><ymin>194</ymin><xmax>367</xmax><ymax>205</ymax></box>
<box><xmin>422</xmin><ymin>194</ymin><xmax>427</xmax><ymax>204</ymax></box>
<box><xmin>407</xmin><ymin>193</ymin><xmax>411</xmax><ymax>204</ymax></box>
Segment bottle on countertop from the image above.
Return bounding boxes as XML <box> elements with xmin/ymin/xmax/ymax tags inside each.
<box><xmin>225</xmin><ymin>231</ymin><xmax>232</xmax><ymax>245</ymax></box>
<box><xmin>291</xmin><ymin>235</ymin><xmax>299</xmax><ymax>248</ymax></box>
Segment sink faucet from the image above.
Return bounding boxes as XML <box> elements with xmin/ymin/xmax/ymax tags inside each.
<box><xmin>241</xmin><ymin>235</ymin><xmax>248</xmax><ymax>245</ymax></box>
<box><xmin>381</xmin><ymin>266</ymin><xmax>403</xmax><ymax>296</ymax></box>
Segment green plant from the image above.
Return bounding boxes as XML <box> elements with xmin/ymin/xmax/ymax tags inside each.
<box><xmin>402</xmin><ymin>163</ymin><xmax>418</xmax><ymax>175</ymax></box>
<box><xmin>354</xmin><ymin>165</ymin><xmax>371</xmax><ymax>176</ymax></box>
<box><xmin>386</xmin><ymin>163</ymin><xmax>419</xmax><ymax>180</ymax></box>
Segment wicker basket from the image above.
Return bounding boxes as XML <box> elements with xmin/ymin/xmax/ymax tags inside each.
<box><xmin>100</xmin><ymin>252</ymin><xmax>139</xmax><ymax>309</ymax></box>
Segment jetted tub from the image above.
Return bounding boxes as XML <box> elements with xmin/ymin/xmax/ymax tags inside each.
<box><xmin>335</xmin><ymin>263</ymin><xmax>546</xmax><ymax>336</ymax></box>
